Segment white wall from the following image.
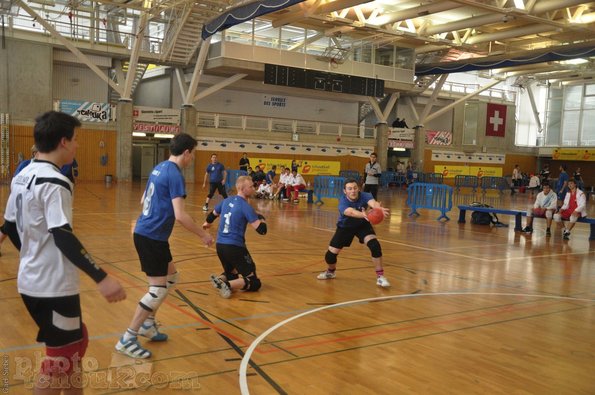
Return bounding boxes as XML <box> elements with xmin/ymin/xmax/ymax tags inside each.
<box><xmin>53</xmin><ymin>64</ymin><xmax>109</xmax><ymax>103</ymax></box>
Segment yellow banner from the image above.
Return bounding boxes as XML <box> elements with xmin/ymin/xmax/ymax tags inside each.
<box><xmin>435</xmin><ymin>165</ymin><xmax>502</xmax><ymax>178</ymax></box>
<box><xmin>251</xmin><ymin>158</ymin><xmax>341</xmax><ymax>175</ymax></box>
<box><xmin>552</xmin><ymin>149</ymin><xmax>594</xmax><ymax>161</ymax></box>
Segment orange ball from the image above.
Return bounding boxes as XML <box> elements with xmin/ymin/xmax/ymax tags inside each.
<box><xmin>367</xmin><ymin>208</ymin><xmax>384</xmax><ymax>225</ymax></box>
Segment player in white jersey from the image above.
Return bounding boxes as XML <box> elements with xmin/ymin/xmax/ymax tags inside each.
<box><xmin>521</xmin><ymin>182</ymin><xmax>558</xmax><ymax>236</ymax></box>
<box><xmin>2</xmin><ymin>111</ymin><xmax>125</xmax><ymax>393</ymax></box>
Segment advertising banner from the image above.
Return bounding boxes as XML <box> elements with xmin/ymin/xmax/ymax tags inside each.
<box><xmin>133</xmin><ymin>106</ymin><xmax>180</xmax><ymax>124</ymax></box>
<box><xmin>251</xmin><ymin>157</ymin><xmax>340</xmax><ymax>175</ymax></box>
<box><xmin>59</xmin><ymin>100</ymin><xmax>110</xmax><ymax>122</ymax></box>
<box><xmin>133</xmin><ymin>122</ymin><xmax>180</xmax><ymax>134</ymax></box>
<box><xmin>425</xmin><ymin>130</ymin><xmax>452</xmax><ymax>145</ymax></box>
<box><xmin>435</xmin><ymin>165</ymin><xmax>502</xmax><ymax>178</ymax></box>
<box><xmin>552</xmin><ymin>148</ymin><xmax>594</xmax><ymax>161</ymax></box>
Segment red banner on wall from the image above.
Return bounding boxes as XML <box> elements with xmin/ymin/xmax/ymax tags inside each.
<box><xmin>486</xmin><ymin>103</ymin><xmax>507</xmax><ymax>137</ymax></box>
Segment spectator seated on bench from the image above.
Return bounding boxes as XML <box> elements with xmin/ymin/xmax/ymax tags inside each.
<box><xmin>521</xmin><ymin>182</ymin><xmax>557</xmax><ymax>236</ymax></box>
<box><xmin>554</xmin><ymin>179</ymin><xmax>587</xmax><ymax>240</ymax></box>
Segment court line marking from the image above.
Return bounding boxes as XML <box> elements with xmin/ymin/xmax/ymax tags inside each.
<box><xmin>312</xmin><ymin>226</ymin><xmax>492</xmax><ymax>262</ymax></box>
<box><xmin>238</xmin><ymin>292</ymin><xmax>595</xmax><ymax>395</ymax></box>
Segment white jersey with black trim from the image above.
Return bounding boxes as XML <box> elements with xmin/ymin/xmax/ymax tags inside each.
<box><xmin>4</xmin><ymin>160</ymin><xmax>78</xmax><ymax>297</ymax></box>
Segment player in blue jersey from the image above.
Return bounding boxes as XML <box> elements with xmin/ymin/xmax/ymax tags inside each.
<box><xmin>317</xmin><ymin>178</ymin><xmax>391</xmax><ymax>287</ymax></box>
<box><xmin>115</xmin><ymin>133</ymin><xmax>214</xmax><ymax>359</ymax></box>
<box><xmin>203</xmin><ymin>175</ymin><xmax>267</xmax><ymax>298</ymax></box>
<box><xmin>202</xmin><ymin>153</ymin><xmax>227</xmax><ymax>211</ymax></box>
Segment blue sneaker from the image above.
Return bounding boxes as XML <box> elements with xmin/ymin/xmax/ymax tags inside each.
<box><xmin>139</xmin><ymin>322</ymin><xmax>168</xmax><ymax>342</ymax></box>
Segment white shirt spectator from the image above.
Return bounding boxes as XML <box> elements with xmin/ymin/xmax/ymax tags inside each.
<box><xmin>279</xmin><ymin>172</ymin><xmax>290</xmax><ymax>185</ymax></box>
<box><xmin>533</xmin><ymin>191</ymin><xmax>557</xmax><ymax>210</ymax></box>
<box><xmin>257</xmin><ymin>183</ymin><xmax>271</xmax><ymax>195</ymax></box>
<box><xmin>288</xmin><ymin>173</ymin><xmax>306</xmax><ymax>187</ymax></box>
<box><xmin>561</xmin><ymin>189</ymin><xmax>587</xmax><ymax>217</ymax></box>
<box><xmin>529</xmin><ymin>175</ymin><xmax>540</xmax><ymax>188</ymax></box>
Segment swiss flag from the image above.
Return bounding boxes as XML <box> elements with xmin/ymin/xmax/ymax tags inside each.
<box><xmin>486</xmin><ymin>103</ymin><xmax>506</xmax><ymax>137</ymax></box>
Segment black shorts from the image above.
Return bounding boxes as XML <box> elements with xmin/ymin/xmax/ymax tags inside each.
<box><xmin>329</xmin><ymin>222</ymin><xmax>376</xmax><ymax>249</ymax></box>
<box><xmin>216</xmin><ymin>243</ymin><xmax>256</xmax><ymax>278</ymax></box>
<box><xmin>134</xmin><ymin>233</ymin><xmax>172</xmax><ymax>276</ymax></box>
<box><xmin>208</xmin><ymin>182</ymin><xmax>228</xmax><ymax>199</ymax></box>
<box><xmin>21</xmin><ymin>294</ymin><xmax>83</xmax><ymax>347</ymax></box>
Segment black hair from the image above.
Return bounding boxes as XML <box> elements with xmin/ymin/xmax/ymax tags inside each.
<box><xmin>34</xmin><ymin>111</ymin><xmax>81</xmax><ymax>153</ymax></box>
<box><xmin>344</xmin><ymin>178</ymin><xmax>359</xmax><ymax>188</ymax></box>
<box><xmin>561</xmin><ymin>164</ymin><xmax>567</xmax><ymax>171</ymax></box>
<box><xmin>169</xmin><ymin>133</ymin><xmax>197</xmax><ymax>155</ymax></box>
<box><xmin>542</xmin><ymin>182</ymin><xmax>550</xmax><ymax>187</ymax></box>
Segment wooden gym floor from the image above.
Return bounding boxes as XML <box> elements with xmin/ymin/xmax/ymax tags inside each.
<box><xmin>0</xmin><ymin>182</ymin><xmax>593</xmax><ymax>394</ymax></box>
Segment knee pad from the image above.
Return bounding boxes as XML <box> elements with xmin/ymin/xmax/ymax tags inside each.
<box><xmin>569</xmin><ymin>215</ymin><xmax>579</xmax><ymax>223</ymax></box>
<box><xmin>242</xmin><ymin>275</ymin><xmax>262</xmax><ymax>292</ymax></box>
<box><xmin>545</xmin><ymin>210</ymin><xmax>553</xmax><ymax>219</ymax></box>
<box><xmin>526</xmin><ymin>210</ymin><xmax>533</xmax><ymax>217</ymax></box>
<box><xmin>325</xmin><ymin>250</ymin><xmax>338</xmax><ymax>264</ymax></box>
<box><xmin>42</xmin><ymin>324</ymin><xmax>88</xmax><ymax>376</ymax></box>
<box><xmin>166</xmin><ymin>272</ymin><xmax>179</xmax><ymax>289</ymax></box>
<box><xmin>367</xmin><ymin>238</ymin><xmax>382</xmax><ymax>258</ymax></box>
<box><xmin>553</xmin><ymin>213</ymin><xmax>562</xmax><ymax>222</ymax></box>
<box><xmin>139</xmin><ymin>285</ymin><xmax>168</xmax><ymax>312</ymax></box>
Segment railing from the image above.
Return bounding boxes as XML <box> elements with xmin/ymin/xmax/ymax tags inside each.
<box><xmin>380</xmin><ymin>171</ymin><xmax>407</xmax><ymax>188</ymax></box>
<box><xmin>406</xmin><ymin>183</ymin><xmax>453</xmax><ymax>221</ymax></box>
<box><xmin>313</xmin><ymin>176</ymin><xmax>346</xmax><ymax>205</ymax></box>
<box><xmin>454</xmin><ymin>175</ymin><xmax>479</xmax><ymax>192</ymax></box>
<box><xmin>225</xmin><ymin>170</ymin><xmax>248</xmax><ymax>193</ymax></box>
<box><xmin>480</xmin><ymin>176</ymin><xmax>508</xmax><ymax>193</ymax></box>
<box><xmin>197</xmin><ymin>112</ymin><xmax>376</xmax><ymax>140</ymax></box>
<box><xmin>339</xmin><ymin>170</ymin><xmax>361</xmax><ymax>183</ymax></box>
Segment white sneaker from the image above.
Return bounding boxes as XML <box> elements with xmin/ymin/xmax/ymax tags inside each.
<box><xmin>202</xmin><ymin>205</ymin><xmax>208</xmax><ymax>211</ymax></box>
<box><xmin>317</xmin><ymin>271</ymin><xmax>336</xmax><ymax>280</ymax></box>
<box><xmin>376</xmin><ymin>275</ymin><xmax>391</xmax><ymax>288</ymax></box>
<box><xmin>210</xmin><ymin>274</ymin><xmax>231</xmax><ymax>298</ymax></box>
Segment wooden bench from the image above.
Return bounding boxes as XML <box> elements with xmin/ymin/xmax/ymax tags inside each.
<box><xmin>458</xmin><ymin>205</ymin><xmax>525</xmax><ymax>231</ymax></box>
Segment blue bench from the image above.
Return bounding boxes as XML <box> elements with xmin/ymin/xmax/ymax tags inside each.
<box><xmin>458</xmin><ymin>205</ymin><xmax>524</xmax><ymax>231</ymax></box>
<box><xmin>458</xmin><ymin>205</ymin><xmax>595</xmax><ymax>239</ymax></box>
<box><xmin>298</xmin><ymin>189</ymin><xmax>314</xmax><ymax>203</ymax></box>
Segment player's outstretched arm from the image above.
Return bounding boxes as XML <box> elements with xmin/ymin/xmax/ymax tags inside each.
<box><xmin>172</xmin><ymin>197</ymin><xmax>213</xmax><ymax>246</ymax></box>
<box><xmin>366</xmin><ymin>200</ymin><xmax>390</xmax><ymax>217</ymax></box>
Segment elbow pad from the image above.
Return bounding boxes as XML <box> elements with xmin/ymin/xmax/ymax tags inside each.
<box><xmin>256</xmin><ymin>222</ymin><xmax>267</xmax><ymax>235</ymax></box>
<box><xmin>206</xmin><ymin>211</ymin><xmax>218</xmax><ymax>223</ymax></box>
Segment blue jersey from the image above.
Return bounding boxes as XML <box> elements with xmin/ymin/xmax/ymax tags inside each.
<box><xmin>266</xmin><ymin>170</ymin><xmax>276</xmax><ymax>184</ymax></box>
<box><xmin>14</xmin><ymin>159</ymin><xmax>33</xmax><ymax>176</ymax></box>
<box><xmin>337</xmin><ymin>192</ymin><xmax>374</xmax><ymax>228</ymax></box>
<box><xmin>206</xmin><ymin>162</ymin><xmax>225</xmax><ymax>183</ymax></box>
<box><xmin>215</xmin><ymin>196</ymin><xmax>259</xmax><ymax>247</ymax></box>
<box><xmin>135</xmin><ymin>161</ymin><xmax>186</xmax><ymax>241</ymax></box>
<box><xmin>557</xmin><ymin>171</ymin><xmax>569</xmax><ymax>192</ymax></box>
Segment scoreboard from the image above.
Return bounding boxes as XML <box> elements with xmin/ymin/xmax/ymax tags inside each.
<box><xmin>264</xmin><ymin>64</ymin><xmax>384</xmax><ymax>97</ymax></box>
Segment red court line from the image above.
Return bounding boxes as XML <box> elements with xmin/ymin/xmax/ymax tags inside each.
<box><xmin>258</xmin><ymin>299</ymin><xmax>566</xmax><ymax>353</ymax></box>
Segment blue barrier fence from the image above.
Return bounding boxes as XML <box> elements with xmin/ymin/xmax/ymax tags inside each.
<box><xmin>480</xmin><ymin>176</ymin><xmax>507</xmax><ymax>193</ymax></box>
<box><xmin>454</xmin><ymin>175</ymin><xmax>479</xmax><ymax>192</ymax></box>
<box><xmin>313</xmin><ymin>176</ymin><xmax>346</xmax><ymax>204</ymax></box>
<box><xmin>225</xmin><ymin>170</ymin><xmax>248</xmax><ymax>193</ymax></box>
<box><xmin>419</xmin><ymin>173</ymin><xmax>444</xmax><ymax>184</ymax></box>
<box><xmin>380</xmin><ymin>171</ymin><xmax>407</xmax><ymax>188</ymax></box>
<box><xmin>339</xmin><ymin>170</ymin><xmax>361</xmax><ymax>183</ymax></box>
<box><xmin>406</xmin><ymin>182</ymin><xmax>453</xmax><ymax>221</ymax></box>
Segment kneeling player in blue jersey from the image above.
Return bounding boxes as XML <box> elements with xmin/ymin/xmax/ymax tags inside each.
<box><xmin>203</xmin><ymin>175</ymin><xmax>267</xmax><ymax>298</ymax></box>
<box><xmin>317</xmin><ymin>178</ymin><xmax>391</xmax><ymax>287</ymax></box>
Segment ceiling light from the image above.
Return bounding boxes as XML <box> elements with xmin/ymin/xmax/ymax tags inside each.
<box><xmin>392</xmin><ymin>147</ymin><xmax>406</xmax><ymax>151</ymax></box>
<box><xmin>132</xmin><ymin>132</ymin><xmax>146</xmax><ymax>137</ymax></box>
<box><xmin>154</xmin><ymin>133</ymin><xmax>174</xmax><ymax>139</ymax></box>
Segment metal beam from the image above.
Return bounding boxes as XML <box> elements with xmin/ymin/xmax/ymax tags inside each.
<box><xmin>288</xmin><ymin>32</ymin><xmax>323</xmax><ymax>51</ymax></box>
<box><xmin>419</xmin><ymin>74</ymin><xmax>448</xmax><ymax>124</ymax></box>
<box><xmin>404</xmin><ymin>96</ymin><xmax>420</xmax><ymax>125</ymax></box>
<box><xmin>382</xmin><ymin>93</ymin><xmax>399</xmax><ymax>121</ymax></box>
<box><xmin>122</xmin><ymin>13</ymin><xmax>148</xmax><ymax>100</ymax></box>
<box><xmin>368</xmin><ymin>2</ymin><xmax>460</xmax><ymax>26</ymax></box>
<box><xmin>17</xmin><ymin>0</ymin><xmax>124</xmax><ymax>96</ymax></box>
<box><xmin>185</xmin><ymin>37</ymin><xmax>211</xmax><ymax>106</ymax></box>
<box><xmin>424</xmin><ymin>79</ymin><xmax>503</xmax><ymax>124</ymax></box>
<box><xmin>526</xmin><ymin>82</ymin><xmax>543</xmax><ymax>134</ymax></box>
<box><xmin>175</xmin><ymin>67</ymin><xmax>188</xmax><ymax>100</ymax></box>
<box><xmin>194</xmin><ymin>74</ymin><xmax>248</xmax><ymax>102</ymax></box>
<box><xmin>367</xmin><ymin>97</ymin><xmax>385</xmax><ymax>122</ymax></box>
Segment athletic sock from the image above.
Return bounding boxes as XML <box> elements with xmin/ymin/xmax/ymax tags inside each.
<box><xmin>123</xmin><ymin>328</ymin><xmax>138</xmax><ymax>342</ymax></box>
<box><xmin>327</xmin><ymin>268</ymin><xmax>336</xmax><ymax>274</ymax></box>
<box><xmin>143</xmin><ymin>315</ymin><xmax>155</xmax><ymax>328</ymax></box>
<box><xmin>375</xmin><ymin>269</ymin><xmax>384</xmax><ymax>277</ymax></box>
